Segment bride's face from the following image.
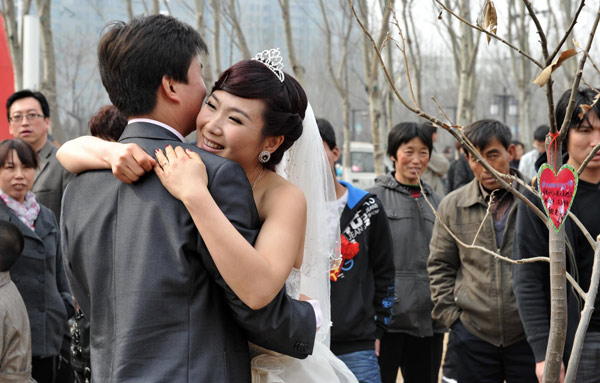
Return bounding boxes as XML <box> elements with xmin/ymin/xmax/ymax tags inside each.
<box><xmin>196</xmin><ymin>90</ymin><xmax>266</xmax><ymax>168</ymax></box>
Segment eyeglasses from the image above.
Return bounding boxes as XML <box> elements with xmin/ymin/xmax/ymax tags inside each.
<box><xmin>8</xmin><ymin>113</ymin><xmax>45</xmax><ymax>124</ymax></box>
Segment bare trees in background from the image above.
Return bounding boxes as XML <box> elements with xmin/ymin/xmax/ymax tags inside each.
<box><xmin>400</xmin><ymin>0</ymin><xmax>422</xmax><ymax>107</ymax></box>
<box><xmin>55</xmin><ymin>32</ymin><xmax>104</xmax><ymax>139</ymax></box>
<box><xmin>193</xmin><ymin>0</ymin><xmax>214</xmax><ymax>87</ymax></box>
<box><xmin>436</xmin><ymin>0</ymin><xmax>481</xmax><ymax>126</ymax></box>
<box><xmin>222</xmin><ymin>0</ymin><xmax>250</xmax><ymax>59</ymax></box>
<box><xmin>278</xmin><ymin>0</ymin><xmax>304</xmax><ymax>85</ymax></box>
<box><xmin>356</xmin><ymin>0</ymin><xmax>394</xmax><ymax>175</ymax></box>
<box><xmin>3</xmin><ymin>0</ymin><xmax>593</xmax><ymax>152</ymax></box>
<box><xmin>35</xmin><ymin>0</ymin><xmax>63</xmax><ymax>142</ymax></box>
<box><xmin>507</xmin><ymin>0</ymin><xmax>533</xmax><ymax>145</ymax></box>
<box><xmin>0</xmin><ymin>0</ymin><xmax>31</xmax><ymax>90</ymax></box>
<box><xmin>1</xmin><ymin>0</ymin><xmax>64</xmax><ymax>142</ymax></box>
<box><xmin>319</xmin><ymin>0</ymin><xmax>355</xmax><ymax>173</ymax></box>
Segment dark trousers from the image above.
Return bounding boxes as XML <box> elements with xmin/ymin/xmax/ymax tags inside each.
<box><xmin>451</xmin><ymin>320</ymin><xmax>536</xmax><ymax>383</ymax></box>
<box><xmin>443</xmin><ymin>332</ymin><xmax>458</xmax><ymax>379</ymax></box>
<box><xmin>32</xmin><ymin>356</ymin><xmax>56</xmax><ymax>383</ymax></box>
<box><xmin>378</xmin><ymin>331</ymin><xmax>444</xmax><ymax>383</ymax></box>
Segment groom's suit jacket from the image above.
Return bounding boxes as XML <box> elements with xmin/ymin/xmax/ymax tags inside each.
<box><xmin>61</xmin><ymin>122</ymin><xmax>316</xmax><ymax>383</ymax></box>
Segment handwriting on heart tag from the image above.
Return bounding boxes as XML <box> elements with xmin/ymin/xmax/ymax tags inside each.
<box><xmin>538</xmin><ymin>164</ymin><xmax>578</xmax><ymax>232</ymax></box>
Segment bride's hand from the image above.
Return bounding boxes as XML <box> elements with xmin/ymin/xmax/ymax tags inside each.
<box><xmin>155</xmin><ymin>145</ymin><xmax>208</xmax><ymax>202</ymax></box>
<box><xmin>108</xmin><ymin>143</ymin><xmax>156</xmax><ymax>184</ymax></box>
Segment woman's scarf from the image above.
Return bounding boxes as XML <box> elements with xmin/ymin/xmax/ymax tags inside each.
<box><xmin>0</xmin><ymin>189</ymin><xmax>40</xmax><ymax>231</ymax></box>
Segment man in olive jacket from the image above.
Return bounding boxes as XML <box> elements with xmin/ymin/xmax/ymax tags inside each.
<box><xmin>427</xmin><ymin>119</ymin><xmax>536</xmax><ymax>383</ymax></box>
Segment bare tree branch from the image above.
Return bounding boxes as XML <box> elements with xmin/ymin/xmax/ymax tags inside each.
<box><xmin>224</xmin><ymin>0</ymin><xmax>251</xmax><ymax>58</ymax></box>
<box><xmin>547</xmin><ymin>0</ymin><xmax>585</xmax><ymax>65</ymax></box>
<box><xmin>390</xmin><ymin>8</ymin><xmax>419</xmax><ymax>108</ymax></box>
<box><xmin>435</xmin><ymin>0</ymin><xmax>543</xmax><ymax>68</ymax></box>
<box><xmin>278</xmin><ymin>0</ymin><xmax>304</xmax><ymax>84</ymax></box>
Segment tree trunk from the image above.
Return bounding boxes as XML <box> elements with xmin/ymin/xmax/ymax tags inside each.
<box><xmin>543</xmin><ymin>133</ymin><xmax>567</xmax><ymax>383</ymax></box>
<box><xmin>508</xmin><ymin>0</ymin><xmax>532</xmax><ymax>145</ymax></box>
<box><xmin>210</xmin><ymin>0</ymin><xmax>222</xmax><ymax>77</ymax></box>
<box><xmin>455</xmin><ymin>0</ymin><xmax>478</xmax><ymax>126</ymax></box>
<box><xmin>517</xmin><ymin>87</ymin><xmax>531</xmax><ymax>144</ymax></box>
<box><xmin>226</xmin><ymin>0</ymin><xmax>250</xmax><ymax>59</ymax></box>
<box><xmin>402</xmin><ymin>0</ymin><xmax>422</xmax><ymax>108</ymax></box>
<box><xmin>152</xmin><ymin>0</ymin><xmax>160</xmax><ymax>14</ymax></box>
<box><xmin>318</xmin><ymin>0</ymin><xmax>353</xmax><ymax>175</ymax></box>
<box><xmin>125</xmin><ymin>0</ymin><xmax>134</xmax><ymax>20</ymax></box>
<box><xmin>544</xmin><ymin>230</ymin><xmax>568</xmax><ymax>383</ymax></box>
<box><xmin>341</xmin><ymin>94</ymin><xmax>351</xmax><ymax>174</ymax></box>
<box><xmin>194</xmin><ymin>0</ymin><xmax>213</xmax><ymax>88</ymax></box>
<box><xmin>384</xmin><ymin>42</ymin><xmax>394</xmax><ymax>137</ymax></box>
<box><xmin>358</xmin><ymin>0</ymin><xmax>393</xmax><ymax>175</ymax></box>
<box><xmin>35</xmin><ymin>0</ymin><xmax>63</xmax><ymax>143</ymax></box>
<box><xmin>368</xmin><ymin>87</ymin><xmax>385</xmax><ymax>174</ymax></box>
<box><xmin>278</xmin><ymin>0</ymin><xmax>304</xmax><ymax>85</ymax></box>
<box><xmin>1</xmin><ymin>0</ymin><xmax>23</xmax><ymax>90</ymax></box>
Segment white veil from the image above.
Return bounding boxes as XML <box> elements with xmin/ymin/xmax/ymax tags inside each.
<box><xmin>276</xmin><ymin>102</ymin><xmax>341</xmax><ymax>346</ymax></box>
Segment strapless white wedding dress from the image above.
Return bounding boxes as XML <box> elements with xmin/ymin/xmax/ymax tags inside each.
<box><xmin>250</xmin><ymin>268</ymin><xmax>358</xmax><ymax>383</ymax></box>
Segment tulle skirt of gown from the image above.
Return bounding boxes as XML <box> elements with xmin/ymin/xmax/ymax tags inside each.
<box><xmin>250</xmin><ymin>342</ymin><xmax>358</xmax><ymax>383</ymax></box>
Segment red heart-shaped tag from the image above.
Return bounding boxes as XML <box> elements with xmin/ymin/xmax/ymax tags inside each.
<box><xmin>538</xmin><ymin>164</ymin><xmax>578</xmax><ymax>232</ymax></box>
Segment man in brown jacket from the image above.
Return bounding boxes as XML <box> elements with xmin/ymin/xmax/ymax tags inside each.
<box><xmin>427</xmin><ymin>119</ymin><xmax>536</xmax><ymax>383</ymax></box>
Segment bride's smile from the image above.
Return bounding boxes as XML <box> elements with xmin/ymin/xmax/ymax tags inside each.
<box><xmin>197</xmin><ymin>90</ymin><xmax>267</xmax><ymax>170</ymax></box>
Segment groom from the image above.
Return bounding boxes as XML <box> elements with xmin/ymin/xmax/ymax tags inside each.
<box><xmin>60</xmin><ymin>15</ymin><xmax>316</xmax><ymax>382</ymax></box>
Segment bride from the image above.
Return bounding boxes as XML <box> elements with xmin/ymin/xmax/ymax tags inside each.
<box><xmin>57</xmin><ymin>49</ymin><xmax>357</xmax><ymax>383</ymax></box>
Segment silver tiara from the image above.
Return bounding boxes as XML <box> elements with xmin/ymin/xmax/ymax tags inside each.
<box><xmin>252</xmin><ymin>48</ymin><xmax>285</xmax><ymax>82</ymax></box>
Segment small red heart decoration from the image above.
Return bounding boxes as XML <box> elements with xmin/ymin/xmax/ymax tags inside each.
<box><xmin>538</xmin><ymin>164</ymin><xmax>578</xmax><ymax>232</ymax></box>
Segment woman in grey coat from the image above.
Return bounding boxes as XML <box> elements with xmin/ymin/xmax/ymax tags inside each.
<box><xmin>0</xmin><ymin>138</ymin><xmax>73</xmax><ymax>383</ymax></box>
<box><xmin>369</xmin><ymin>123</ymin><xmax>444</xmax><ymax>383</ymax></box>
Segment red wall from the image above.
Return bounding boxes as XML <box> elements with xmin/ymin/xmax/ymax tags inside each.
<box><xmin>0</xmin><ymin>15</ymin><xmax>15</xmax><ymax>140</ymax></box>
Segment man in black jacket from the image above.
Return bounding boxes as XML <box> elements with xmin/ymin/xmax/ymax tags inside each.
<box><xmin>513</xmin><ymin>87</ymin><xmax>600</xmax><ymax>383</ymax></box>
<box><xmin>318</xmin><ymin>118</ymin><xmax>395</xmax><ymax>383</ymax></box>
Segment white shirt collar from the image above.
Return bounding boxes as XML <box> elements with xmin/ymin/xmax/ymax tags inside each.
<box><xmin>128</xmin><ymin>118</ymin><xmax>186</xmax><ymax>142</ymax></box>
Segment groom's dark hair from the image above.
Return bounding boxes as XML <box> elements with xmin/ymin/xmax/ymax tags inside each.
<box><xmin>98</xmin><ymin>14</ymin><xmax>207</xmax><ymax>118</ymax></box>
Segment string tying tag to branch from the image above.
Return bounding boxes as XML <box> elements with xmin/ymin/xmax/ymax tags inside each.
<box><xmin>549</xmin><ymin>131</ymin><xmax>560</xmax><ymax>170</ymax></box>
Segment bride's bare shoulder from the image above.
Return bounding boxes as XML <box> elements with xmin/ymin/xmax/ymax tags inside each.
<box><xmin>261</xmin><ymin>171</ymin><xmax>306</xmax><ymax>211</ymax></box>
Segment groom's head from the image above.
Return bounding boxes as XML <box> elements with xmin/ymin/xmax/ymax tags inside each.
<box><xmin>98</xmin><ymin>15</ymin><xmax>208</xmax><ymax>133</ymax></box>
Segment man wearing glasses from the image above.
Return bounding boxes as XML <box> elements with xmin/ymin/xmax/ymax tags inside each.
<box><xmin>6</xmin><ymin>90</ymin><xmax>72</xmax><ymax>222</ymax></box>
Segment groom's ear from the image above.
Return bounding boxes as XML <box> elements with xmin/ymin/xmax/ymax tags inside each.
<box><xmin>262</xmin><ymin>135</ymin><xmax>285</xmax><ymax>153</ymax></box>
<box><xmin>160</xmin><ymin>76</ymin><xmax>180</xmax><ymax>103</ymax></box>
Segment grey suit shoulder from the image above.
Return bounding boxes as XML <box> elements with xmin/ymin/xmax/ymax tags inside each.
<box><xmin>33</xmin><ymin>140</ymin><xmax>73</xmax><ymax>223</ymax></box>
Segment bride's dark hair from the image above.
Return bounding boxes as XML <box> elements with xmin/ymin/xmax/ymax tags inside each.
<box><xmin>211</xmin><ymin>59</ymin><xmax>307</xmax><ymax>169</ymax></box>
